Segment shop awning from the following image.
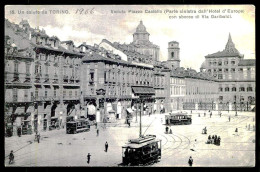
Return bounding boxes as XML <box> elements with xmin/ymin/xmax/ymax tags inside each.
<box><xmin>23</xmin><ymin>115</ymin><xmax>31</xmax><ymax>121</ymax></box>
<box><xmin>126</xmin><ymin>108</ymin><xmax>134</xmax><ymax>113</ymax></box>
<box><xmin>69</xmin><ymin>109</ymin><xmax>75</xmax><ymax>116</ymax></box>
<box><xmin>44</xmin><ymin>105</ymin><xmax>52</xmax><ymax>114</ymax></box>
<box><xmin>26</xmin><ymin>106</ymin><xmax>34</xmax><ymax>113</ymax></box>
<box><xmin>76</xmin><ymin>110</ymin><xmax>81</xmax><ymax>116</ymax></box>
<box><xmin>15</xmin><ymin>107</ymin><xmax>25</xmax><ymax>115</ymax></box>
<box><xmin>132</xmin><ymin>86</ymin><xmax>155</xmax><ymax>96</ymax></box>
<box><xmin>108</xmin><ymin>109</ymin><xmax>116</xmax><ymax>113</ymax></box>
<box><xmin>88</xmin><ymin>104</ymin><xmax>96</xmax><ymax>115</ymax></box>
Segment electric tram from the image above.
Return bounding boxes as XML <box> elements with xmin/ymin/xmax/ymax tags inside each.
<box><xmin>165</xmin><ymin>111</ymin><xmax>192</xmax><ymax>125</ymax></box>
<box><xmin>121</xmin><ymin>135</ymin><xmax>161</xmax><ymax>166</ymax></box>
<box><xmin>66</xmin><ymin>119</ymin><xmax>90</xmax><ymax>134</ymax></box>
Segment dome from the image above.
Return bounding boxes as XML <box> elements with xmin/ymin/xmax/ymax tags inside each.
<box><xmin>200</xmin><ymin>61</ymin><xmax>207</xmax><ymax>69</ymax></box>
<box><xmin>135</xmin><ymin>20</ymin><xmax>148</xmax><ymax>33</ymax></box>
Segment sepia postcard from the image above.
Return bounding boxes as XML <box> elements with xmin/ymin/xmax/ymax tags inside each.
<box><xmin>4</xmin><ymin>5</ymin><xmax>255</xmax><ymax>167</ymax></box>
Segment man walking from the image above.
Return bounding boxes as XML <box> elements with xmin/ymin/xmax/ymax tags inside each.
<box><xmin>105</xmin><ymin>141</ymin><xmax>108</xmax><ymax>152</ymax></box>
<box><xmin>37</xmin><ymin>132</ymin><xmax>40</xmax><ymax>143</ymax></box>
<box><xmin>9</xmin><ymin>150</ymin><xmax>14</xmax><ymax>164</ymax></box>
<box><xmin>229</xmin><ymin>116</ymin><xmax>231</xmax><ymax>122</ymax></box>
<box><xmin>188</xmin><ymin>156</ymin><xmax>193</xmax><ymax>167</ymax></box>
<box><xmin>97</xmin><ymin>128</ymin><xmax>99</xmax><ymax>136</ymax></box>
<box><xmin>87</xmin><ymin>153</ymin><xmax>91</xmax><ymax>164</ymax></box>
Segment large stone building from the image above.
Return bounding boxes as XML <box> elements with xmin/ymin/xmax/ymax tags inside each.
<box><xmin>5</xmin><ymin>19</ymin><xmax>84</xmax><ymax>136</ymax></box>
<box><xmin>200</xmin><ymin>34</ymin><xmax>255</xmax><ymax>111</ymax></box>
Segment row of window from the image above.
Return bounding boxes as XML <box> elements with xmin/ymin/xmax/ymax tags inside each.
<box><xmin>34</xmin><ymin>89</ymin><xmax>78</xmax><ymax>99</ymax></box>
<box><xmin>209</xmin><ymin>60</ymin><xmax>236</xmax><ymax>66</ymax></box>
<box><xmin>208</xmin><ymin>67</ymin><xmax>252</xmax><ymax>73</ymax></box>
<box><xmin>170</xmin><ymin>78</ymin><xmax>185</xmax><ymax>84</ymax></box>
<box><xmin>219</xmin><ymin>87</ymin><xmax>253</xmax><ymax>92</ymax></box>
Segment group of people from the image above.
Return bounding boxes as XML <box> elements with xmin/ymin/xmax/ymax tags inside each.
<box><xmin>206</xmin><ymin>135</ymin><xmax>221</xmax><ymax>146</ymax></box>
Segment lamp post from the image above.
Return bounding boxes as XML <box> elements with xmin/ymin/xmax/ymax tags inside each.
<box><xmin>60</xmin><ymin>111</ymin><xmax>63</xmax><ymax>127</ymax></box>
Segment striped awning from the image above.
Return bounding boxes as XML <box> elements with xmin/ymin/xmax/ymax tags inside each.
<box><xmin>132</xmin><ymin>86</ymin><xmax>155</xmax><ymax>96</ymax></box>
<box><xmin>15</xmin><ymin>107</ymin><xmax>25</xmax><ymax>115</ymax></box>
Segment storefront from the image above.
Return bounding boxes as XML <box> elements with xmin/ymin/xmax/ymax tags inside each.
<box><xmin>43</xmin><ymin>105</ymin><xmax>52</xmax><ymax>131</ymax></box>
<box><xmin>14</xmin><ymin>106</ymin><xmax>25</xmax><ymax>136</ymax></box>
<box><xmin>22</xmin><ymin>106</ymin><xmax>34</xmax><ymax>135</ymax></box>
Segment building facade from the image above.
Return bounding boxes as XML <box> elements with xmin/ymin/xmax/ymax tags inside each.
<box><xmin>5</xmin><ymin>19</ymin><xmax>84</xmax><ymax>136</ymax></box>
<box><xmin>200</xmin><ymin>34</ymin><xmax>255</xmax><ymax>111</ymax></box>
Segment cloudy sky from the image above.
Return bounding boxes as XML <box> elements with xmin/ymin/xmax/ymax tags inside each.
<box><xmin>5</xmin><ymin>5</ymin><xmax>255</xmax><ymax>71</ymax></box>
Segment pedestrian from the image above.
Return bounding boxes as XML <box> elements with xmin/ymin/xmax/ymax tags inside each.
<box><xmin>97</xmin><ymin>128</ymin><xmax>99</xmax><ymax>136</ymax></box>
<box><xmin>214</xmin><ymin>136</ymin><xmax>217</xmax><ymax>145</ymax></box>
<box><xmin>210</xmin><ymin>112</ymin><xmax>212</xmax><ymax>118</ymax></box>
<box><xmin>220</xmin><ymin>112</ymin><xmax>222</xmax><ymax>117</ymax></box>
<box><xmin>198</xmin><ymin>113</ymin><xmax>200</xmax><ymax>117</ymax></box>
<box><xmin>229</xmin><ymin>116</ymin><xmax>231</xmax><ymax>122</ymax></box>
<box><xmin>87</xmin><ymin>153</ymin><xmax>91</xmax><ymax>164</ymax></box>
<box><xmin>9</xmin><ymin>150</ymin><xmax>14</xmax><ymax>164</ymax></box>
<box><xmin>235</xmin><ymin>128</ymin><xmax>238</xmax><ymax>132</ymax></box>
<box><xmin>166</xmin><ymin>126</ymin><xmax>169</xmax><ymax>134</ymax></box>
<box><xmin>188</xmin><ymin>156</ymin><xmax>193</xmax><ymax>167</ymax></box>
<box><xmin>37</xmin><ymin>133</ymin><xmax>40</xmax><ymax>143</ymax></box>
<box><xmin>204</xmin><ymin>112</ymin><xmax>206</xmax><ymax>117</ymax></box>
<box><xmin>217</xmin><ymin>136</ymin><xmax>221</xmax><ymax>146</ymax></box>
<box><xmin>212</xmin><ymin>135</ymin><xmax>215</xmax><ymax>144</ymax></box>
<box><xmin>105</xmin><ymin>141</ymin><xmax>108</xmax><ymax>152</ymax></box>
<box><xmin>18</xmin><ymin>127</ymin><xmax>21</xmax><ymax>137</ymax></box>
<box><xmin>169</xmin><ymin>129</ymin><xmax>172</xmax><ymax>134</ymax></box>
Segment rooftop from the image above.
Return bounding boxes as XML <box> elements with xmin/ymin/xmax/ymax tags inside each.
<box><xmin>206</xmin><ymin>33</ymin><xmax>243</xmax><ymax>58</ymax></box>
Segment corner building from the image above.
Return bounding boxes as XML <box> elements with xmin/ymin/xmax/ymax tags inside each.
<box><xmin>201</xmin><ymin>34</ymin><xmax>255</xmax><ymax>111</ymax></box>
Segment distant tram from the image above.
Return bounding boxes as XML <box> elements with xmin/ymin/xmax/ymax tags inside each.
<box><xmin>165</xmin><ymin>111</ymin><xmax>192</xmax><ymax>125</ymax></box>
<box><xmin>66</xmin><ymin>119</ymin><xmax>90</xmax><ymax>134</ymax></box>
<box><xmin>121</xmin><ymin>135</ymin><xmax>161</xmax><ymax>166</ymax></box>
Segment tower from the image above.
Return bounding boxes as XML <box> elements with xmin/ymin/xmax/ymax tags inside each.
<box><xmin>168</xmin><ymin>41</ymin><xmax>180</xmax><ymax>69</ymax></box>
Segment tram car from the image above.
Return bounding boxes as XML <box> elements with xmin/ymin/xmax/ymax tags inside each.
<box><xmin>66</xmin><ymin>119</ymin><xmax>90</xmax><ymax>134</ymax></box>
<box><xmin>121</xmin><ymin>135</ymin><xmax>162</xmax><ymax>166</ymax></box>
<box><xmin>165</xmin><ymin>111</ymin><xmax>192</xmax><ymax>125</ymax></box>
